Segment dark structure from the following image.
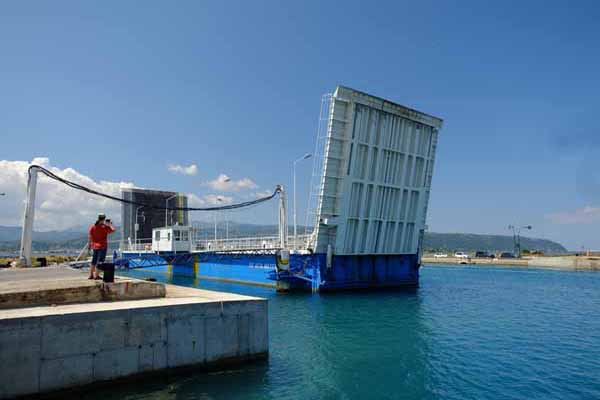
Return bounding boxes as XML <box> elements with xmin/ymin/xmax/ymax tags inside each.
<box><xmin>121</xmin><ymin>188</ymin><xmax>188</xmax><ymax>247</ymax></box>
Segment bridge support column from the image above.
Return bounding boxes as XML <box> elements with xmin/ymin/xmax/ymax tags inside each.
<box><xmin>17</xmin><ymin>167</ymin><xmax>38</xmax><ymax>267</ymax></box>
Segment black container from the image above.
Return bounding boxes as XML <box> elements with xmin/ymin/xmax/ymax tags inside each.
<box><xmin>99</xmin><ymin>263</ymin><xmax>115</xmax><ymax>283</ymax></box>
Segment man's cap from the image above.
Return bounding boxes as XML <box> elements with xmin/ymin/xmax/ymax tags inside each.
<box><xmin>98</xmin><ymin>213</ymin><xmax>106</xmax><ymax>220</ymax></box>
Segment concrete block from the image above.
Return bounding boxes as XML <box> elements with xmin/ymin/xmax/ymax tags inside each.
<box><xmin>222</xmin><ymin>300</ymin><xmax>263</xmax><ymax>316</ymax></box>
<box><xmin>237</xmin><ymin>313</ymin><xmax>250</xmax><ymax>356</ymax></box>
<box><xmin>0</xmin><ymin>316</ymin><xmax>41</xmax><ymax>332</ymax></box>
<box><xmin>138</xmin><ymin>344</ymin><xmax>154</xmax><ymax>372</ymax></box>
<box><xmin>0</xmin><ymin>285</ymin><xmax>267</xmax><ymax>398</ymax></box>
<box><xmin>0</xmin><ymin>324</ymin><xmax>42</xmax><ymax>398</ymax></box>
<box><xmin>249</xmin><ymin>312</ymin><xmax>269</xmax><ymax>354</ymax></box>
<box><xmin>153</xmin><ymin>341</ymin><xmax>168</xmax><ymax>370</ymax></box>
<box><xmin>167</xmin><ymin>315</ymin><xmax>205</xmax><ymax>366</ymax></box>
<box><xmin>93</xmin><ymin>314</ymin><xmax>128</xmax><ymax>351</ymax></box>
<box><xmin>39</xmin><ymin>354</ymin><xmax>93</xmax><ymax>392</ymax></box>
<box><xmin>41</xmin><ymin>314</ymin><xmax>98</xmax><ymax>358</ymax></box>
<box><xmin>205</xmin><ymin>315</ymin><xmax>239</xmax><ymax>362</ymax></box>
<box><xmin>128</xmin><ymin>310</ymin><xmax>167</xmax><ymax>347</ymax></box>
<box><xmin>93</xmin><ymin>346</ymin><xmax>139</xmax><ymax>381</ymax></box>
<box><xmin>221</xmin><ymin>300</ymin><xmax>245</xmax><ymax>316</ymax></box>
<box><xmin>100</xmin><ymin>281</ymin><xmax>166</xmax><ymax>302</ymax></box>
<box><xmin>166</xmin><ymin>302</ymin><xmax>221</xmax><ymax>319</ymax></box>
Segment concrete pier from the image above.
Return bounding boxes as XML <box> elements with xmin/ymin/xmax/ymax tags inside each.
<box><xmin>421</xmin><ymin>255</ymin><xmax>600</xmax><ymax>270</ymax></box>
<box><xmin>0</xmin><ymin>267</ymin><xmax>268</xmax><ymax>399</ymax></box>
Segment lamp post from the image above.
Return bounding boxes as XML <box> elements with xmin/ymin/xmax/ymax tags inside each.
<box><xmin>293</xmin><ymin>153</ymin><xmax>312</xmax><ymax>247</ymax></box>
<box><xmin>165</xmin><ymin>194</ymin><xmax>177</xmax><ymax>227</ymax></box>
<box><xmin>508</xmin><ymin>225</ymin><xmax>532</xmax><ymax>258</ymax></box>
<box><xmin>134</xmin><ymin>206</ymin><xmax>144</xmax><ymax>250</ymax></box>
<box><xmin>214</xmin><ymin>196</ymin><xmax>226</xmax><ymax>243</ymax></box>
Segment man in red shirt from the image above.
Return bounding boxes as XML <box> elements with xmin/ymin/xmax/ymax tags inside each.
<box><xmin>88</xmin><ymin>213</ymin><xmax>116</xmax><ymax>279</ymax></box>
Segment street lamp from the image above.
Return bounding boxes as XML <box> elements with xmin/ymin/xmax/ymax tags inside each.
<box><xmin>214</xmin><ymin>196</ymin><xmax>225</xmax><ymax>242</ymax></box>
<box><xmin>508</xmin><ymin>224</ymin><xmax>532</xmax><ymax>258</ymax></box>
<box><xmin>134</xmin><ymin>206</ymin><xmax>144</xmax><ymax>250</ymax></box>
<box><xmin>165</xmin><ymin>194</ymin><xmax>177</xmax><ymax>227</ymax></box>
<box><xmin>212</xmin><ymin>177</ymin><xmax>230</xmax><ymax>244</ymax></box>
<box><xmin>293</xmin><ymin>153</ymin><xmax>312</xmax><ymax>247</ymax></box>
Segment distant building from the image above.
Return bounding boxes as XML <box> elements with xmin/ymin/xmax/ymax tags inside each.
<box><xmin>121</xmin><ymin>188</ymin><xmax>188</xmax><ymax>247</ymax></box>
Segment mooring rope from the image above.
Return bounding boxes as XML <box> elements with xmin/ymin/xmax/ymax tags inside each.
<box><xmin>28</xmin><ymin>165</ymin><xmax>280</xmax><ymax>212</ymax></box>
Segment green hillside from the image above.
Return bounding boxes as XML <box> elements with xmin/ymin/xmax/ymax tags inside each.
<box><xmin>0</xmin><ymin>225</ymin><xmax>568</xmax><ymax>255</ymax></box>
<box><xmin>423</xmin><ymin>232</ymin><xmax>566</xmax><ymax>254</ymax></box>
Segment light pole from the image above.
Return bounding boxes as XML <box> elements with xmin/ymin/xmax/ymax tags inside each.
<box><xmin>508</xmin><ymin>225</ymin><xmax>532</xmax><ymax>258</ymax></box>
<box><xmin>214</xmin><ymin>196</ymin><xmax>225</xmax><ymax>242</ymax></box>
<box><xmin>165</xmin><ymin>194</ymin><xmax>177</xmax><ymax>227</ymax></box>
<box><xmin>134</xmin><ymin>206</ymin><xmax>144</xmax><ymax>249</ymax></box>
<box><xmin>293</xmin><ymin>153</ymin><xmax>312</xmax><ymax>247</ymax></box>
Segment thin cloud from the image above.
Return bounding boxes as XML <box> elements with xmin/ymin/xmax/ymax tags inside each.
<box><xmin>254</xmin><ymin>190</ymin><xmax>274</xmax><ymax>198</ymax></box>
<box><xmin>0</xmin><ymin>158</ymin><xmax>134</xmax><ymax>230</ymax></box>
<box><xmin>187</xmin><ymin>193</ymin><xmax>234</xmax><ymax>207</ymax></box>
<box><xmin>546</xmin><ymin>206</ymin><xmax>600</xmax><ymax>225</ymax></box>
<box><xmin>168</xmin><ymin>163</ymin><xmax>198</xmax><ymax>176</ymax></box>
<box><xmin>207</xmin><ymin>174</ymin><xmax>258</xmax><ymax>192</ymax></box>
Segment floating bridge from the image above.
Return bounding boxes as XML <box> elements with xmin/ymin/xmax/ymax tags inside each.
<box><xmin>18</xmin><ymin>86</ymin><xmax>443</xmax><ymax>291</ymax></box>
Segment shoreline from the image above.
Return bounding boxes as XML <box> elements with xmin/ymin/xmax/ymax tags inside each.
<box><xmin>421</xmin><ymin>256</ymin><xmax>600</xmax><ymax>271</ymax></box>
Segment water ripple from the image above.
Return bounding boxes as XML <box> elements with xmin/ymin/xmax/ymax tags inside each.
<box><xmin>87</xmin><ymin>266</ymin><xmax>600</xmax><ymax>400</ymax></box>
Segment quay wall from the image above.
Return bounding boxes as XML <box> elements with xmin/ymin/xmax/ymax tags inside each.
<box><xmin>0</xmin><ymin>297</ymin><xmax>268</xmax><ymax>399</ymax></box>
<box><xmin>422</xmin><ymin>256</ymin><xmax>600</xmax><ymax>270</ymax></box>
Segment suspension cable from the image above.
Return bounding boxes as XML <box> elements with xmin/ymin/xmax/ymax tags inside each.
<box><xmin>28</xmin><ymin>165</ymin><xmax>280</xmax><ymax>212</ymax></box>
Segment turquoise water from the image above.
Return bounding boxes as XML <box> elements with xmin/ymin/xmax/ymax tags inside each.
<box><xmin>90</xmin><ymin>265</ymin><xmax>600</xmax><ymax>400</ymax></box>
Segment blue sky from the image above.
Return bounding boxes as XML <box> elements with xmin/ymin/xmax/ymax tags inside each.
<box><xmin>1</xmin><ymin>1</ymin><xmax>599</xmax><ymax>249</ymax></box>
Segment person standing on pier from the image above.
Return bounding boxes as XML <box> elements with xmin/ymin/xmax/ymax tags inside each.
<box><xmin>88</xmin><ymin>213</ymin><xmax>116</xmax><ymax>279</ymax></box>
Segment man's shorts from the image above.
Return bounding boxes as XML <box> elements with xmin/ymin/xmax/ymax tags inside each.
<box><xmin>91</xmin><ymin>248</ymin><xmax>107</xmax><ymax>266</ymax></box>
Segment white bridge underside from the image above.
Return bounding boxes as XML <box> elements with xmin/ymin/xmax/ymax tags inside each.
<box><xmin>310</xmin><ymin>86</ymin><xmax>443</xmax><ymax>256</ymax></box>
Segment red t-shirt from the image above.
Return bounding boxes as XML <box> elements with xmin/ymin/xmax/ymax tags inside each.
<box><xmin>88</xmin><ymin>224</ymin><xmax>115</xmax><ymax>250</ymax></box>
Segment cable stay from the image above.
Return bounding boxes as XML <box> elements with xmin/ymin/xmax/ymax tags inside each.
<box><xmin>27</xmin><ymin>165</ymin><xmax>280</xmax><ymax>211</ymax></box>
<box><xmin>17</xmin><ymin>164</ymin><xmax>288</xmax><ymax>266</ymax></box>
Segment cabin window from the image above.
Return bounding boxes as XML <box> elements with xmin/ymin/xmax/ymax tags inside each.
<box><xmin>167</xmin><ymin>232</ymin><xmax>171</xmax><ymax>241</ymax></box>
<box><xmin>154</xmin><ymin>231</ymin><xmax>160</xmax><ymax>241</ymax></box>
<box><xmin>174</xmin><ymin>230</ymin><xmax>181</xmax><ymax>241</ymax></box>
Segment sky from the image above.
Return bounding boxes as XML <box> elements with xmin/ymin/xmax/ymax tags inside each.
<box><xmin>1</xmin><ymin>1</ymin><xmax>599</xmax><ymax>250</ymax></box>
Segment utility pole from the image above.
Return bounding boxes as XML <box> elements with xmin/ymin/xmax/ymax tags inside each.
<box><xmin>508</xmin><ymin>225</ymin><xmax>532</xmax><ymax>258</ymax></box>
<box><xmin>278</xmin><ymin>185</ymin><xmax>288</xmax><ymax>249</ymax></box>
<box><xmin>18</xmin><ymin>168</ymin><xmax>38</xmax><ymax>267</ymax></box>
<box><xmin>293</xmin><ymin>153</ymin><xmax>311</xmax><ymax>248</ymax></box>
<box><xmin>165</xmin><ymin>194</ymin><xmax>177</xmax><ymax>227</ymax></box>
<box><xmin>134</xmin><ymin>206</ymin><xmax>144</xmax><ymax>250</ymax></box>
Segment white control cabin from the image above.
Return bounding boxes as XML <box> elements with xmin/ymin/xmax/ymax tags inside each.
<box><xmin>151</xmin><ymin>226</ymin><xmax>192</xmax><ymax>253</ymax></box>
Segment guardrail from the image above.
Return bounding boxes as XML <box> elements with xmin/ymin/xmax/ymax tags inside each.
<box><xmin>115</xmin><ymin>234</ymin><xmax>313</xmax><ymax>253</ymax></box>
<box><xmin>195</xmin><ymin>234</ymin><xmax>312</xmax><ymax>252</ymax></box>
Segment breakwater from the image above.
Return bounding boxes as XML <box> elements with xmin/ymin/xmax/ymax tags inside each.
<box><xmin>421</xmin><ymin>255</ymin><xmax>600</xmax><ymax>270</ymax></box>
<box><xmin>0</xmin><ymin>267</ymin><xmax>268</xmax><ymax>399</ymax></box>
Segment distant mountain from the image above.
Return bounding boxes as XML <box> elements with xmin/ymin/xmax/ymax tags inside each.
<box><xmin>0</xmin><ymin>225</ymin><xmax>87</xmax><ymax>242</ymax></box>
<box><xmin>0</xmin><ymin>224</ymin><xmax>568</xmax><ymax>254</ymax></box>
<box><xmin>423</xmin><ymin>232</ymin><xmax>567</xmax><ymax>254</ymax></box>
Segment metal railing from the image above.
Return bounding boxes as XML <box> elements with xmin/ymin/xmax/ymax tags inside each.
<box><xmin>194</xmin><ymin>234</ymin><xmax>312</xmax><ymax>252</ymax></box>
<box><xmin>114</xmin><ymin>234</ymin><xmax>312</xmax><ymax>254</ymax></box>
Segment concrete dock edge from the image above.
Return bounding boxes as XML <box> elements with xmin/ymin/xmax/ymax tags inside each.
<box><xmin>0</xmin><ymin>286</ymin><xmax>268</xmax><ymax>399</ymax></box>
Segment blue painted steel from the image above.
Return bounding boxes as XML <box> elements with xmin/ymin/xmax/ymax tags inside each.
<box><xmin>119</xmin><ymin>251</ymin><xmax>419</xmax><ymax>291</ymax></box>
<box><xmin>121</xmin><ymin>251</ymin><xmax>277</xmax><ymax>286</ymax></box>
<box><xmin>274</xmin><ymin>253</ymin><xmax>420</xmax><ymax>291</ymax></box>
<box><xmin>319</xmin><ymin>254</ymin><xmax>420</xmax><ymax>291</ymax></box>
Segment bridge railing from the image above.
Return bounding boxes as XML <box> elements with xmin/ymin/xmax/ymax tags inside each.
<box><xmin>115</xmin><ymin>235</ymin><xmax>313</xmax><ymax>253</ymax></box>
<box><xmin>194</xmin><ymin>234</ymin><xmax>312</xmax><ymax>252</ymax></box>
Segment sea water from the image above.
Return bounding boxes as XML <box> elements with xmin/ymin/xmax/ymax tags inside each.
<box><xmin>87</xmin><ymin>265</ymin><xmax>600</xmax><ymax>400</ymax></box>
